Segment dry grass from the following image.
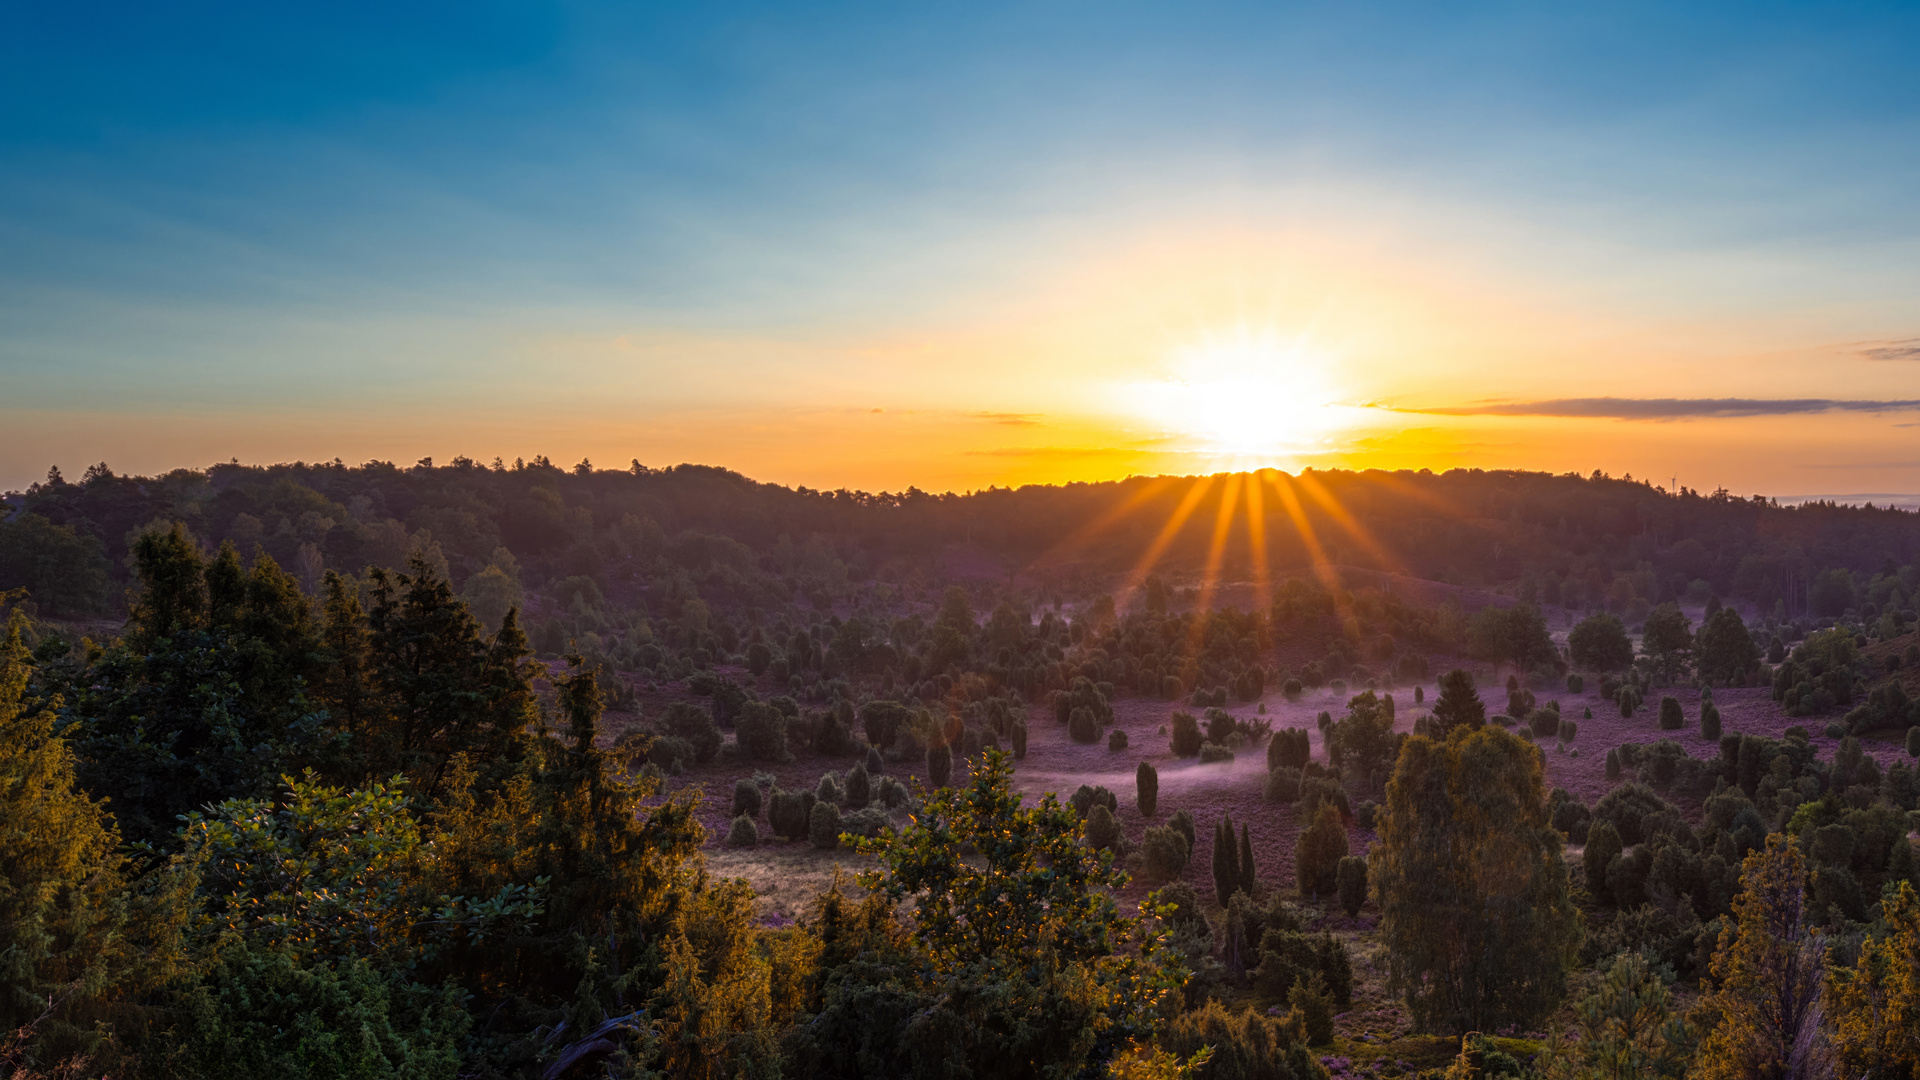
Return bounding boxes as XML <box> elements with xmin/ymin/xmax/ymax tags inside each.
<box><xmin>703</xmin><ymin>842</ymin><xmax>877</xmax><ymax>924</ymax></box>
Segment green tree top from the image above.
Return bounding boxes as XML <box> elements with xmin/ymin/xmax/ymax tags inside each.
<box><xmin>1641</xmin><ymin>603</ymin><xmax>1694</xmax><ymax>682</ymax></box>
<box><xmin>1371</xmin><ymin>723</ymin><xmax>1582</xmax><ymax>1034</ymax></box>
<box><xmin>1568</xmin><ymin>613</ymin><xmax>1635</xmax><ymax>673</ymax></box>
<box><xmin>855</xmin><ymin>748</ymin><xmax>1184</xmax><ymax>1059</ymax></box>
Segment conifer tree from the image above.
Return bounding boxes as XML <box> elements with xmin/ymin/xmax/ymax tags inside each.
<box><xmin>1692</xmin><ymin>837</ymin><xmax>1830</xmax><ymax>1080</ymax></box>
<box><xmin>1371</xmin><ymin>724</ymin><xmax>1580</xmax><ymax>1033</ymax></box>
<box><xmin>0</xmin><ymin>614</ymin><xmax>136</xmax><ymax>1050</ymax></box>
<box><xmin>1430</xmin><ymin>670</ymin><xmax>1485</xmax><ymax>737</ymax></box>
<box><xmin>1238</xmin><ymin>823</ymin><xmax>1257</xmax><ymax>899</ymax></box>
<box><xmin>1136</xmin><ymin>759</ymin><xmax>1158</xmax><ymax>817</ymax></box>
<box><xmin>1212</xmin><ymin>815</ymin><xmax>1240</xmax><ymax>906</ymax></box>
<box><xmin>1827</xmin><ymin>881</ymin><xmax>1920</xmax><ymax>1078</ymax></box>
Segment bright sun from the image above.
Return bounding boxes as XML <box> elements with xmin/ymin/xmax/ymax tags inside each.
<box><xmin>1128</xmin><ymin>324</ymin><xmax>1345</xmax><ymax>460</ymax></box>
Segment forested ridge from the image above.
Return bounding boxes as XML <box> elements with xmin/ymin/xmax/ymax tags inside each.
<box><xmin>2</xmin><ymin>457</ymin><xmax>1919</xmax><ymax>1079</ymax></box>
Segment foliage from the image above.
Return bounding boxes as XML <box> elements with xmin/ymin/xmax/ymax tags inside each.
<box><xmin>180</xmin><ymin>771</ymin><xmax>544</xmax><ymax>970</ymax></box>
<box><xmin>1140</xmin><ymin>826</ymin><xmax>1189</xmax><ymax>886</ymax></box>
<box><xmin>1827</xmin><ymin>881</ymin><xmax>1920</xmax><ymax>1078</ymax></box>
<box><xmin>726</xmin><ymin>814</ymin><xmax>760</xmax><ymax>847</ymax></box>
<box><xmin>174</xmin><ymin>943</ymin><xmax>469</xmax><ymax>1080</ymax></box>
<box><xmin>1539</xmin><ymin>951</ymin><xmax>1693</xmax><ymax>1080</ymax></box>
<box><xmin>1336</xmin><ymin>856</ymin><xmax>1368</xmax><ymax>916</ymax></box>
<box><xmin>1137</xmin><ymin>759</ymin><xmax>1158</xmax><ymax>817</ymax></box>
<box><xmin>1327</xmin><ymin>690</ymin><xmax>1400</xmax><ymax>794</ymax></box>
<box><xmin>1296</xmin><ymin>803</ymin><xmax>1348</xmax><ymax>899</ymax></box>
<box><xmin>847</xmin><ymin>749</ymin><xmax>1186</xmax><ymax>1078</ymax></box>
<box><xmin>734</xmin><ymin>700</ymin><xmax>790</xmax><ymax>762</ymax></box>
<box><xmin>1155</xmin><ymin>999</ymin><xmax>1325</xmax><ymax>1080</ymax></box>
<box><xmin>1641</xmin><ymin>604</ymin><xmax>1694</xmax><ymax>682</ymax></box>
<box><xmin>1691</xmin><ymin>837</ymin><xmax>1830</xmax><ymax>1080</ymax></box>
<box><xmin>1169</xmin><ymin>711</ymin><xmax>1203</xmax><ymax>757</ymax></box>
<box><xmin>1695</xmin><ymin>608</ymin><xmax>1759</xmax><ymax>686</ymax></box>
<box><xmin>1372</xmin><ymin>724</ymin><xmax>1582</xmax><ymax>1033</ymax></box>
<box><xmin>1569</xmin><ymin>613</ymin><xmax>1635</xmax><ymax>673</ymax></box>
<box><xmin>809</xmin><ymin>800</ymin><xmax>843</xmax><ymax>849</ymax></box>
<box><xmin>1431</xmin><ymin>669</ymin><xmax>1486</xmax><ymax>737</ymax></box>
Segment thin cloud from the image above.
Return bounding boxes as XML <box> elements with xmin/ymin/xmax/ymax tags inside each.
<box><xmin>1382</xmin><ymin>397</ymin><xmax>1920</xmax><ymax>420</ymax></box>
<box><xmin>1860</xmin><ymin>338</ymin><xmax>1920</xmax><ymax>362</ymax></box>
<box><xmin>971</xmin><ymin>411</ymin><xmax>1045</xmax><ymax>426</ymax></box>
<box><xmin>965</xmin><ymin>445</ymin><xmax>1125</xmax><ymax>458</ymax></box>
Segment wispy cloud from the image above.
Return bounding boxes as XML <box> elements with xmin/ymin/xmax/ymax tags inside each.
<box><xmin>1380</xmin><ymin>397</ymin><xmax>1920</xmax><ymax>420</ymax></box>
<box><xmin>971</xmin><ymin>411</ymin><xmax>1045</xmax><ymax>426</ymax></box>
<box><xmin>1860</xmin><ymin>338</ymin><xmax>1920</xmax><ymax>362</ymax></box>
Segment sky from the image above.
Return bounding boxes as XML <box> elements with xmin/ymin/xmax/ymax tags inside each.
<box><xmin>4</xmin><ymin>1</ymin><xmax>1919</xmax><ymax>498</ymax></box>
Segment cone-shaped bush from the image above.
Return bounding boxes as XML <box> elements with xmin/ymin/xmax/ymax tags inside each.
<box><xmin>928</xmin><ymin>742</ymin><xmax>952</xmax><ymax>789</ymax></box>
<box><xmin>808</xmin><ymin>800</ymin><xmax>842</xmax><ymax>850</ymax></box>
<box><xmin>1336</xmin><ymin>856</ymin><xmax>1368</xmax><ymax>916</ymax></box>
<box><xmin>1136</xmin><ymin>760</ymin><xmax>1159</xmax><ymax>817</ymax></box>
<box><xmin>844</xmin><ymin>762</ymin><xmax>871</xmax><ymax>809</ymax></box>
<box><xmin>1212</xmin><ymin>816</ymin><xmax>1240</xmax><ymax>905</ymax></box>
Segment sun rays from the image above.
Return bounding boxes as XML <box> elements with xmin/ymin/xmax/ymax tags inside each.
<box><xmin>1037</xmin><ymin>468</ymin><xmax>1419</xmax><ymax>622</ymax></box>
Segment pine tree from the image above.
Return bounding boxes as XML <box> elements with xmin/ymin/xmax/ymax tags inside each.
<box><xmin>1691</xmin><ymin>836</ymin><xmax>1830</xmax><ymax>1080</ymax></box>
<box><xmin>1430</xmin><ymin>670</ymin><xmax>1485</xmax><ymax>736</ymax></box>
<box><xmin>1828</xmin><ymin>881</ymin><xmax>1920</xmax><ymax>1078</ymax></box>
<box><xmin>0</xmin><ymin>614</ymin><xmax>132</xmax><ymax>1048</ymax></box>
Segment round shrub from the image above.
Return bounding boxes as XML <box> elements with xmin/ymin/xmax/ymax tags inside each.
<box><xmin>1140</xmin><ymin>825</ymin><xmax>1189</xmax><ymax>884</ymax></box>
<box><xmin>1169</xmin><ymin>711</ymin><xmax>1203</xmax><ymax>757</ymax></box>
<box><xmin>1137</xmin><ymin>760</ymin><xmax>1159</xmax><ymax>817</ymax></box>
<box><xmin>1559</xmin><ymin>719</ymin><xmax>1578</xmax><ymax>744</ymax></box>
<box><xmin>928</xmin><ymin>743</ymin><xmax>953</xmax><ymax>789</ymax></box>
<box><xmin>1068</xmin><ymin>706</ymin><xmax>1100</xmax><ymax>744</ymax></box>
<box><xmin>1264</xmin><ymin>766</ymin><xmax>1303</xmax><ymax>804</ymax></box>
<box><xmin>1108</xmin><ymin>728</ymin><xmax>1130</xmax><ymax>751</ymax></box>
<box><xmin>726</xmin><ymin>814</ymin><xmax>760</xmax><ymax>848</ymax></box>
<box><xmin>1071</xmin><ymin>783</ymin><xmax>1118</xmax><ymax>818</ymax></box>
<box><xmin>1826</xmin><ymin>721</ymin><xmax>1848</xmax><ymax>739</ymax></box>
<box><xmin>840</xmin><ymin>806</ymin><xmax>890</xmax><ymax>839</ymax></box>
<box><xmin>731</xmin><ymin>777</ymin><xmax>762</xmax><ymax>818</ymax></box>
<box><xmin>1658</xmin><ymin>696</ymin><xmax>1683</xmax><ymax>730</ymax></box>
<box><xmin>1336</xmin><ymin>855</ymin><xmax>1368</xmax><ymax>916</ymax></box>
<box><xmin>1084</xmin><ymin>804</ymin><xmax>1120</xmax><ymax>850</ymax></box>
<box><xmin>1567</xmin><ymin>673</ymin><xmax>1585</xmax><ymax>693</ymax></box>
<box><xmin>1283</xmin><ymin>678</ymin><xmax>1304</xmax><ymax>700</ymax></box>
<box><xmin>879</xmin><ymin>776</ymin><xmax>909</xmax><ymax>809</ymax></box>
<box><xmin>1355</xmin><ymin>801</ymin><xmax>1378</xmax><ymax>830</ymax></box>
<box><xmin>1168</xmin><ymin>809</ymin><xmax>1197</xmax><ymax>859</ymax></box>
<box><xmin>808</xmin><ymin>801</ymin><xmax>842</xmax><ymax>850</ymax></box>
<box><xmin>1198</xmin><ymin>743</ymin><xmax>1235</xmax><ymax>764</ymax></box>
<box><xmin>1528</xmin><ymin>708</ymin><xmax>1560</xmax><ymax>739</ymax></box>
<box><xmin>767</xmin><ymin>788</ymin><xmax>806</xmax><ymax>839</ymax></box>
<box><xmin>815</xmin><ymin>772</ymin><xmax>843</xmax><ymax>806</ymax></box>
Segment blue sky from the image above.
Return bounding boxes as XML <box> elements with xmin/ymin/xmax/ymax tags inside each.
<box><xmin>4</xmin><ymin>2</ymin><xmax>1919</xmax><ymax>493</ymax></box>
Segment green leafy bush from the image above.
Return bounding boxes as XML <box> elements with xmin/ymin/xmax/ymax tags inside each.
<box><xmin>809</xmin><ymin>801</ymin><xmax>842</xmax><ymax>849</ymax></box>
<box><xmin>727</xmin><ymin>814</ymin><xmax>760</xmax><ymax>847</ymax></box>
<box><xmin>1336</xmin><ymin>856</ymin><xmax>1368</xmax><ymax>916</ymax></box>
